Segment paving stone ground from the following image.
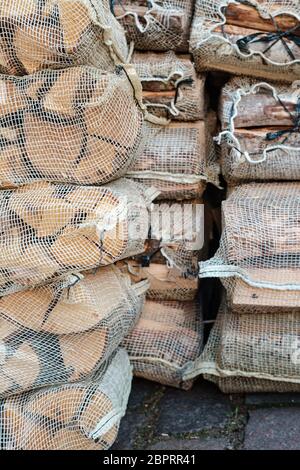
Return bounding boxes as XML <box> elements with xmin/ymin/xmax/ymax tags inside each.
<box><xmin>113</xmin><ymin>378</ymin><xmax>300</xmax><ymax>450</ymax></box>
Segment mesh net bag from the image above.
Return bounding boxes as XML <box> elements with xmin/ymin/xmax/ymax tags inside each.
<box><xmin>112</xmin><ymin>0</ymin><xmax>194</xmax><ymax>52</ymax></box>
<box><xmin>0</xmin><ymin>178</ymin><xmax>157</xmax><ymax>296</ymax></box>
<box><xmin>122</xmin><ymin>299</ymin><xmax>203</xmax><ymax>389</ymax></box>
<box><xmin>190</xmin><ymin>0</ymin><xmax>300</xmax><ymax>81</ymax></box>
<box><xmin>0</xmin><ymin>66</ymin><xmax>144</xmax><ymax>188</ymax></box>
<box><xmin>131</xmin><ymin>51</ymin><xmax>206</xmax><ymax>121</ymax></box>
<box><xmin>193</xmin><ymin>304</ymin><xmax>300</xmax><ymax>393</ymax></box>
<box><xmin>218</xmin><ymin>77</ymin><xmax>300</xmax><ymax>184</ymax></box>
<box><xmin>0</xmin><ymin>0</ymin><xmax>128</xmax><ymax>75</ymax></box>
<box><xmin>0</xmin><ymin>348</ymin><xmax>132</xmax><ymax>450</ymax></box>
<box><xmin>0</xmin><ymin>265</ymin><xmax>147</xmax><ymax>398</ymax></box>
<box><xmin>200</xmin><ymin>182</ymin><xmax>300</xmax><ymax>312</ymax></box>
<box><xmin>127</xmin><ymin>121</ymin><xmax>219</xmax><ymax>200</ymax></box>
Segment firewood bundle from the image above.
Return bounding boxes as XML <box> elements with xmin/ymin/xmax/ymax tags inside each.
<box><xmin>0</xmin><ymin>66</ymin><xmax>144</xmax><ymax>187</ymax></box>
<box><xmin>127</xmin><ymin>121</ymin><xmax>218</xmax><ymax>200</ymax></box>
<box><xmin>131</xmin><ymin>51</ymin><xmax>206</xmax><ymax>121</ymax></box>
<box><xmin>0</xmin><ymin>0</ymin><xmax>128</xmax><ymax>75</ymax></box>
<box><xmin>0</xmin><ymin>179</ymin><xmax>155</xmax><ymax>296</ymax></box>
<box><xmin>0</xmin><ymin>266</ymin><xmax>147</xmax><ymax>398</ymax></box>
<box><xmin>192</xmin><ymin>303</ymin><xmax>300</xmax><ymax>394</ymax></box>
<box><xmin>200</xmin><ymin>183</ymin><xmax>300</xmax><ymax>315</ymax></box>
<box><xmin>112</xmin><ymin>0</ymin><xmax>195</xmax><ymax>52</ymax></box>
<box><xmin>218</xmin><ymin>77</ymin><xmax>300</xmax><ymax>184</ymax></box>
<box><xmin>122</xmin><ymin>300</ymin><xmax>203</xmax><ymax>389</ymax></box>
<box><xmin>190</xmin><ymin>0</ymin><xmax>300</xmax><ymax>81</ymax></box>
<box><xmin>0</xmin><ymin>349</ymin><xmax>132</xmax><ymax>450</ymax></box>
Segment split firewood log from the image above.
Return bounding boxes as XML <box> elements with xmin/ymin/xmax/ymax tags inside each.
<box><xmin>190</xmin><ymin>0</ymin><xmax>300</xmax><ymax>81</ymax></box>
<box><xmin>0</xmin><ymin>67</ymin><xmax>143</xmax><ymax>187</ymax></box>
<box><xmin>0</xmin><ymin>349</ymin><xmax>131</xmax><ymax>450</ymax></box>
<box><xmin>0</xmin><ymin>179</ymin><xmax>154</xmax><ymax>296</ymax></box>
<box><xmin>127</xmin><ymin>121</ymin><xmax>218</xmax><ymax>200</ymax></box>
<box><xmin>113</xmin><ymin>0</ymin><xmax>194</xmax><ymax>52</ymax></box>
<box><xmin>0</xmin><ymin>0</ymin><xmax>128</xmax><ymax>75</ymax></box>
<box><xmin>122</xmin><ymin>300</ymin><xmax>203</xmax><ymax>389</ymax></box>
<box><xmin>132</xmin><ymin>51</ymin><xmax>206</xmax><ymax>121</ymax></box>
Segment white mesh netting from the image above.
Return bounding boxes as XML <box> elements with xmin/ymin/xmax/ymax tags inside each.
<box><xmin>191</xmin><ymin>303</ymin><xmax>300</xmax><ymax>393</ymax></box>
<box><xmin>0</xmin><ymin>0</ymin><xmax>128</xmax><ymax>75</ymax></box>
<box><xmin>0</xmin><ymin>348</ymin><xmax>132</xmax><ymax>450</ymax></box>
<box><xmin>218</xmin><ymin>77</ymin><xmax>300</xmax><ymax>184</ymax></box>
<box><xmin>0</xmin><ymin>66</ymin><xmax>144</xmax><ymax>188</ymax></box>
<box><xmin>190</xmin><ymin>0</ymin><xmax>300</xmax><ymax>81</ymax></box>
<box><xmin>0</xmin><ymin>178</ymin><xmax>157</xmax><ymax>296</ymax></box>
<box><xmin>0</xmin><ymin>265</ymin><xmax>147</xmax><ymax>398</ymax></box>
<box><xmin>112</xmin><ymin>0</ymin><xmax>194</xmax><ymax>52</ymax></box>
<box><xmin>122</xmin><ymin>299</ymin><xmax>203</xmax><ymax>389</ymax></box>
<box><xmin>200</xmin><ymin>183</ymin><xmax>300</xmax><ymax>307</ymax></box>
<box><xmin>131</xmin><ymin>51</ymin><xmax>206</xmax><ymax>121</ymax></box>
<box><xmin>127</xmin><ymin>121</ymin><xmax>219</xmax><ymax>200</ymax></box>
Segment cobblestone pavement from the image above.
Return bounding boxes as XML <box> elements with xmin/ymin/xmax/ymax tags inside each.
<box><xmin>113</xmin><ymin>378</ymin><xmax>300</xmax><ymax>450</ymax></box>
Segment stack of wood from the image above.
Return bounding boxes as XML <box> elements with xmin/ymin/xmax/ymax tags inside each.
<box><xmin>112</xmin><ymin>0</ymin><xmax>195</xmax><ymax>52</ymax></box>
<box><xmin>190</xmin><ymin>0</ymin><xmax>300</xmax><ymax>81</ymax></box>
<box><xmin>194</xmin><ymin>183</ymin><xmax>300</xmax><ymax>393</ymax></box>
<box><xmin>218</xmin><ymin>77</ymin><xmax>300</xmax><ymax>184</ymax></box>
<box><xmin>0</xmin><ymin>0</ymin><xmax>157</xmax><ymax>450</ymax></box>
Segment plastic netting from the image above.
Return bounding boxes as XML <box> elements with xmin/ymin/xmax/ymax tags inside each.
<box><xmin>0</xmin><ymin>0</ymin><xmax>128</xmax><ymax>75</ymax></box>
<box><xmin>190</xmin><ymin>0</ymin><xmax>300</xmax><ymax>81</ymax></box>
<box><xmin>112</xmin><ymin>0</ymin><xmax>194</xmax><ymax>52</ymax></box>
<box><xmin>131</xmin><ymin>51</ymin><xmax>206</xmax><ymax>121</ymax></box>
<box><xmin>122</xmin><ymin>299</ymin><xmax>203</xmax><ymax>389</ymax></box>
<box><xmin>0</xmin><ymin>348</ymin><xmax>132</xmax><ymax>450</ymax></box>
<box><xmin>200</xmin><ymin>183</ymin><xmax>300</xmax><ymax>307</ymax></box>
<box><xmin>0</xmin><ymin>265</ymin><xmax>147</xmax><ymax>398</ymax></box>
<box><xmin>0</xmin><ymin>66</ymin><xmax>144</xmax><ymax>188</ymax></box>
<box><xmin>0</xmin><ymin>178</ymin><xmax>157</xmax><ymax>296</ymax></box>
<box><xmin>218</xmin><ymin>77</ymin><xmax>300</xmax><ymax>183</ymax></box>
<box><xmin>190</xmin><ymin>303</ymin><xmax>300</xmax><ymax>393</ymax></box>
<box><xmin>127</xmin><ymin>121</ymin><xmax>219</xmax><ymax>200</ymax></box>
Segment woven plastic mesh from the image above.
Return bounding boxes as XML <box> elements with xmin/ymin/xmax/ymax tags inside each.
<box><xmin>190</xmin><ymin>0</ymin><xmax>300</xmax><ymax>81</ymax></box>
<box><xmin>122</xmin><ymin>299</ymin><xmax>203</xmax><ymax>389</ymax></box>
<box><xmin>218</xmin><ymin>77</ymin><xmax>300</xmax><ymax>184</ymax></box>
<box><xmin>112</xmin><ymin>0</ymin><xmax>194</xmax><ymax>52</ymax></box>
<box><xmin>131</xmin><ymin>51</ymin><xmax>206</xmax><ymax>121</ymax></box>
<box><xmin>0</xmin><ymin>66</ymin><xmax>143</xmax><ymax>188</ymax></box>
<box><xmin>197</xmin><ymin>304</ymin><xmax>300</xmax><ymax>392</ymax></box>
<box><xmin>200</xmin><ymin>183</ymin><xmax>300</xmax><ymax>301</ymax></box>
<box><xmin>0</xmin><ymin>0</ymin><xmax>128</xmax><ymax>76</ymax></box>
<box><xmin>0</xmin><ymin>265</ymin><xmax>146</xmax><ymax>398</ymax></box>
<box><xmin>0</xmin><ymin>178</ymin><xmax>156</xmax><ymax>296</ymax></box>
<box><xmin>0</xmin><ymin>348</ymin><xmax>132</xmax><ymax>450</ymax></box>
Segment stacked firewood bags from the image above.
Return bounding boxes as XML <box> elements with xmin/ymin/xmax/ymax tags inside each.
<box><xmin>0</xmin><ymin>0</ymin><xmax>158</xmax><ymax>450</ymax></box>
<box><xmin>191</xmin><ymin>184</ymin><xmax>300</xmax><ymax>392</ymax></box>
<box><xmin>190</xmin><ymin>0</ymin><xmax>300</xmax><ymax>81</ymax></box>
<box><xmin>110</xmin><ymin>17</ymin><xmax>215</xmax><ymax>389</ymax></box>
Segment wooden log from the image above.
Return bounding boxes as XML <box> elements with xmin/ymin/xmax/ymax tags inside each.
<box><xmin>233</xmin><ymin>127</ymin><xmax>300</xmax><ymax>154</ymax></box>
<box><xmin>231</xmin><ymin>273</ymin><xmax>300</xmax><ymax>313</ymax></box>
<box><xmin>225</xmin><ymin>2</ymin><xmax>300</xmax><ymax>36</ymax></box>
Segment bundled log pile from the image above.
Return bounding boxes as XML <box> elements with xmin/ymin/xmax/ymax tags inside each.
<box><xmin>112</xmin><ymin>0</ymin><xmax>195</xmax><ymax>52</ymax></box>
<box><xmin>190</xmin><ymin>0</ymin><xmax>300</xmax><ymax>81</ymax></box>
